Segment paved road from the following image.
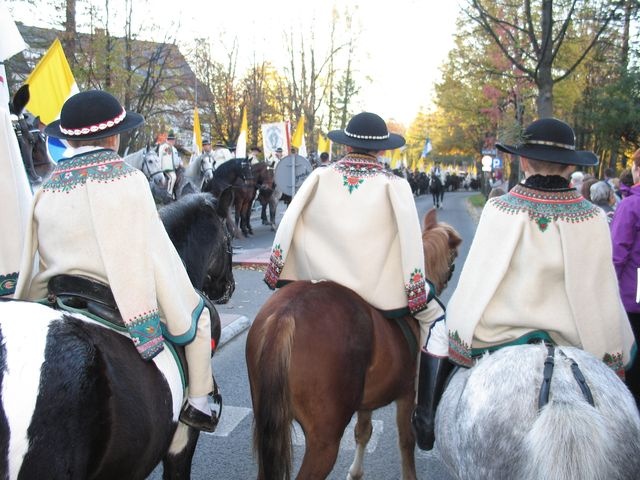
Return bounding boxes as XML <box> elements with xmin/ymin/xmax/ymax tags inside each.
<box><xmin>150</xmin><ymin>189</ymin><xmax>480</xmax><ymax>479</ymax></box>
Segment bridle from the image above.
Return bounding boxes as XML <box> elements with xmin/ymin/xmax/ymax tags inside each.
<box><xmin>141</xmin><ymin>151</ymin><xmax>164</xmax><ymax>180</ymax></box>
<box><xmin>208</xmin><ymin>214</ymin><xmax>234</xmax><ymax>304</ymax></box>
<box><xmin>200</xmin><ymin>155</ymin><xmax>214</xmax><ymax>177</ymax></box>
<box><xmin>11</xmin><ymin>114</ymin><xmax>37</xmax><ymax>152</ymax></box>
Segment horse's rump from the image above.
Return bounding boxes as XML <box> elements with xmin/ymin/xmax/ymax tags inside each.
<box><xmin>247</xmin><ymin>280</ymin><xmax>424</xmax><ymax>478</ymax></box>
<box><xmin>436</xmin><ymin>344</ymin><xmax>640</xmax><ymax>480</ymax></box>
<box><xmin>0</xmin><ymin>301</ymin><xmax>179</xmax><ymax>479</ymax></box>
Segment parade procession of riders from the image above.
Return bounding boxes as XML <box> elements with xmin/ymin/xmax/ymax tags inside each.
<box><xmin>2</xmin><ymin>3</ymin><xmax>640</xmax><ymax>479</ymax></box>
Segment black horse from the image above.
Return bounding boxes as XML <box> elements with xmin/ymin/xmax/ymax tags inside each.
<box><xmin>203</xmin><ymin>158</ymin><xmax>252</xmax><ymax>238</ymax></box>
<box><xmin>430</xmin><ymin>173</ymin><xmax>445</xmax><ymax>208</ymax></box>
<box><xmin>0</xmin><ymin>190</ymin><xmax>235</xmax><ymax>480</ymax></box>
<box><xmin>9</xmin><ymin>85</ymin><xmax>54</xmax><ymax>185</ymax></box>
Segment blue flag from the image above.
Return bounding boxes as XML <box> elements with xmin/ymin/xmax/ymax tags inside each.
<box><xmin>46</xmin><ymin>136</ymin><xmax>66</xmax><ymax>163</ymax></box>
<box><xmin>421</xmin><ymin>138</ymin><xmax>432</xmax><ymax>157</ymax></box>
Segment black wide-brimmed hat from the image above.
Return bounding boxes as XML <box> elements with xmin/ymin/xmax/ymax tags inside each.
<box><xmin>328</xmin><ymin>112</ymin><xmax>405</xmax><ymax>151</ymax></box>
<box><xmin>496</xmin><ymin>118</ymin><xmax>597</xmax><ymax>166</ymax></box>
<box><xmin>45</xmin><ymin>90</ymin><xmax>144</xmax><ymax>140</ymax></box>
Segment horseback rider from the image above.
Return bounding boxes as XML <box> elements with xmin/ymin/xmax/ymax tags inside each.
<box><xmin>447</xmin><ymin>118</ymin><xmax>636</xmax><ymax>387</ymax></box>
<box><xmin>15</xmin><ymin>90</ymin><xmax>220</xmax><ymax>432</ymax></box>
<box><xmin>196</xmin><ymin>137</ymin><xmax>216</xmax><ymax>170</ymax></box>
<box><xmin>212</xmin><ymin>140</ymin><xmax>233</xmax><ymax>168</ymax></box>
<box><xmin>248</xmin><ymin>145</ymin><xmax>262</xmax><ymax>165</ymax></box>
<box><xmin>263</xmin><ymin>111</ymin><xmax>450</xmax><ymax>451</ymax></box>
<box><xmin>267</xmin><ymin>146</ymin><xmax>284</xmax><ymax>168</ymax></box>
<box><xmin>0</xmin><ymin>104</ymin><xmax>32</xmax><ymax>297</ymax></box>
<box><xmin>158</xmin><ymin>129</ymin><xmax>181</xmax><ymax>199</ymax></box>
<box><xmin>430</xmin><ymin>160</ymin><xmax>443</xmax><ymax>179</ymax></box>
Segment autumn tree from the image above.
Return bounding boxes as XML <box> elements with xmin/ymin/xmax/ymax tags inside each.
<box><xmin>464</xmin><ymin>0</ymin><xmax>622</xmax><ymax>117</ymax></box>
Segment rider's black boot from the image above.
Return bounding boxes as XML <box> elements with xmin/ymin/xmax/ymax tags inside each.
<box><xmin>179</xmin><ymin>403</ymin><xmax>219</xmax><ymax>433</ymax></box>
<box><xmin>411</xmin><ymin>352</ymin><xmax>453</xmax><ymax>451</ymax></box>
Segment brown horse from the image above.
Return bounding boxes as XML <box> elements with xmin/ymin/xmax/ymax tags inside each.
<box><xmin>246</xmin><ymin>209</ymin><xmax>462</xmax><ymax>479</ymax></box>
<box><xmin>233</xmin><ymin>162</ymin><xmax>276</xmax><ymax>236</ymax></box>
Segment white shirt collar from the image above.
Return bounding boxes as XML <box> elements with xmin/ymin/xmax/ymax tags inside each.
<box><xmin>62</xmin><ymin>145</ymin><xmax>107</xmax><ymax>158</ymax></box>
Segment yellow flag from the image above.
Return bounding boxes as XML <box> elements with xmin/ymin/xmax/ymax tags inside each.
<box><xmin>236</xmin><ymin>106</ymin><xmax>248</xmax><ymax>158</ymax></box>
<box><xmin>390</xmin><ymin>148</ymin><xmax>401</xmax><ymax>169</ymax></box>
<box><xmin>317</xmin><ymin>133</ymin><xmax>330</xmax><ymax>156</ymax></box>
<box><xmin>192</xmin><ymin>107</ymin><xmax>202</xmax><ymax>157</ymax></box>
<box><xmin>26</xmin><ymin>38</ymin><xmax>77</xmax><ymax>125</ymax></box>
<box><xmin>291</xmin><ymin>115</ymin><xmax>307</xmax><ymax>157</ymax></box>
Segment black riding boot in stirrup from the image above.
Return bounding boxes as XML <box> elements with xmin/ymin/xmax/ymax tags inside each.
<box><xmin>411</xmin><ymin>351</ymin><xmax>454</xmax><ymax>451</ymax></box>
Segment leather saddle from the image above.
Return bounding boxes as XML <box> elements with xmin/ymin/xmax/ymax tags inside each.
<box><xmin>47</xmin><ymin>274</ymin><xmax>188</xmax><ymax>379</ymax></box>
<box><xmin>48</xmin><ymin>274</ymin><xmax>124</xmax><ymax>326</ymax></box>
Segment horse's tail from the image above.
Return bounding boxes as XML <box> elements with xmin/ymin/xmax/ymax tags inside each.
<box><xmin>250</xmin><ymin>311</ymin><xmax>296</xmax><ymax>480</ymax></box>
<box><xmin>521</xmin><ymin>400</ymin><xmax>616</xmax><ymax>480</ymax></box>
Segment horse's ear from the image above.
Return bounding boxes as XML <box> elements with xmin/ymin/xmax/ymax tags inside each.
<box><xmin>216</xmin><ymin>186</ymin><xmax>234</xmax><ymax>218</ymax></box>
<box><xmin>423</xmin><ymin>208</ymin><xmax>437</xmax><ymax>231</ymax></box>
<box><xmin>11</xmin><ymin>84</ymin><xmax>30</xmax><ymax>115</ymax></box>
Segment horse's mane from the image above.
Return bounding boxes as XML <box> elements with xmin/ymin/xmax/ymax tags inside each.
<box><xmin>122</xmin><ymin>148</ymin><xmax>144</xmax><ymax>168</ymax></box>
<box><xmin>422</xmin><ymin>209</ymin><xmax>462</xmax><ymax>295</ymax></box>
<box><xmin>159</xmin><ymin>192</ymin><xmax>217</xmax><ymax>232</ymax></box>
<box><xmin>213</xmin><ymin>158</ymin><xmax>243</xmax><ymax>177</ymax></box>
<box><xmin>159</xmin><ymin>193</ymin><xmax>220</xmax><ymax>288</ymax></box>
<box><xmin>184</xmin><ymin>155</ymin><xmax>203</xmax><ymax>178</ymax></box>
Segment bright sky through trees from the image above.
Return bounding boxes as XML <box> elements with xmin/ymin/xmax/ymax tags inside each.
<box><xmin>9</xmin><ymin>0</ymin><xmax>461</xmax><ymax>126</ymax></box>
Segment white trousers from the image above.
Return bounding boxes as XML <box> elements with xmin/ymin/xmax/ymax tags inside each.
<box><xmin>165</xmin><ymin>171</ymin><xmax>177</xmax><ymax>197</ymax></box>
<box><xmin>184</xmin><ymin>307</ymin><xmax>214</xmax><ymax>397</ymax></box>
<box><xmin>415</xmin><ymin>298</ymin><xmax>449</xmax><ymax>358</ymax></box>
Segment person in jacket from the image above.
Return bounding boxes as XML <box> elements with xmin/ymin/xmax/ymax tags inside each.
<box><xmin>264</xmin><ymin>111</ymin><xmax>450</xmax><ymax>450</ymax></box>
<box><xmin>447</xmin><ymin>118</ymin><xmax>635</xmax><ymax>381</ymax></box>
<box><xmin>611</xmin><ymin>148</ymin><xmax>640</xmax><ymax>405</ymax></box>
<box><xmin>15</xmin><ymin>90</ymin><xmax>219</xmax><ymax>432</ymax></box>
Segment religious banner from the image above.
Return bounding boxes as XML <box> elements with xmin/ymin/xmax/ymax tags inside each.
<box><xmin>261</xmin><ymin>121</ymin><xmax>290</xmax><ymax>162</ymax></box>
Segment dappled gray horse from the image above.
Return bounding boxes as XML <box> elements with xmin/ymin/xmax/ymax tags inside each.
<box><xmin>123</xmin><ymin>146</ymin><xmax>164</xmax><ymax>187</ymax></box>
<box><xmin>436</xmin><ymin>343</ymin><xmax>640</xmax><ymax>480</ymax></box>
<box><xmin>173</xmin><ymin>153</ymin><xmax>215</xmax><ymax>199</ymax></box>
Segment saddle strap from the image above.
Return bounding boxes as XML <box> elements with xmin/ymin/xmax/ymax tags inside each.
<box><xmin>393</xmin><ymin>317</ymin><xmax>419</xmax><ymax>361</ymax></box>
<box><xmin>538</xmin><ymin>344</ymin><xmax>555</xmax><ymax>410</ymax></box>
<box><xmin>538</xmin><ymin>344</ymin><xmax>595</xmax><ymax>410</ymax></box>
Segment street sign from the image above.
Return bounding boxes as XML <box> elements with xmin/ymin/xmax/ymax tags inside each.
<box><xmin>274</xmin><ymin>154</ymin><xmax>312</xmax><ymax>196</ymax></box>
<box><xmin>492</xmin><ymin>157</ymin><xmax>503</xmax><ymax>169</ymax></box>
<box><xmin>481</xmin><ymin>155</ymin><xmax>492</xmax><ymax>172</ymax></box>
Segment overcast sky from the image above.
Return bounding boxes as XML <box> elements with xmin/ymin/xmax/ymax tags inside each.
<box><xmin>8</xmin><ymin>0</ymin><xmax>462</xmax><ymax>126</ymax></box>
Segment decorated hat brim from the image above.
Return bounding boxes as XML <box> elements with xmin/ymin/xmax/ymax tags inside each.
<box><xmin>44</xmin><ymin>111</ymin><xmax>144</xmax><ymax>141</ymax></box>
<box><xmin>496</xmin><ymin>142</ymin><xmax>598</xmax><ymax>167</ymax></box>
<box><xmin>327</xmin><ymin>130</ymin><xmax>405</xmax><ymax>151</ymax></box>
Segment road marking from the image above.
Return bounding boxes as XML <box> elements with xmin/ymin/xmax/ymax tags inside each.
<box><xmin>210</xmin><ymin>406</ymin><xmax>384</xmax><ymax>452</ymax></box>
<box><xmin>203</xmin><ymin>405</ymin><xmax>252</xmax><ymax>437</ymax></box>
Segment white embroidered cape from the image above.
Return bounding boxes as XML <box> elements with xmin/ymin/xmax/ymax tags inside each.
<box><xmin>447</xmin><ymin>184</ymin><xmax>636</xmax><ymax>376</ymax></box>
<box><xmin>15</xmin><ymin>149</ymin><xmax>203</xmax><ymax>359</ymax></box>
<box><xmin>264</xmin><ymin>154</ymin><xmax>429</xmax><ymax>317</ymax></box>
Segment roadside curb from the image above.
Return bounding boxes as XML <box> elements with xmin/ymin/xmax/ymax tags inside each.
<box><xmin>465</xmin><ymin>198</ymin><xmax>483</xmax><ymax>224</ymax></box>
<box><xmin>219</xmin><ymin>314</ymin><xmax>252</xmax><ymax>347</ymax></box>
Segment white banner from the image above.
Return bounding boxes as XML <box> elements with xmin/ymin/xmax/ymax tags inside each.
<box><xmin>261</xmin><ymin>121</ymin><xmax>289</xmax><ymax>163</ymax></box>
<box><xmin>0</xmin><ymin>1</ymin><xmax>28</xmax><ymax>61</ymax></box>
<box><xmin>0</xmin><ymin>65</ymin><xmax>9</xmax><ymax>112</ymax></box>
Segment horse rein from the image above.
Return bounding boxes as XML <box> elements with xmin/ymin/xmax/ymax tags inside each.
<box><xmin>537</xmin><ymin>344</ymin><xmax>595</xmax><ymax>410</ymax></box>
<box><xmin>141</xmin><ymin>152</ymin><xmax>164</xmax><ymax>180</ymax></box>
<box><xmin>11</xmin><ymin>115</ymin><xmax>37</xmax><ymax>148</ymax></box>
